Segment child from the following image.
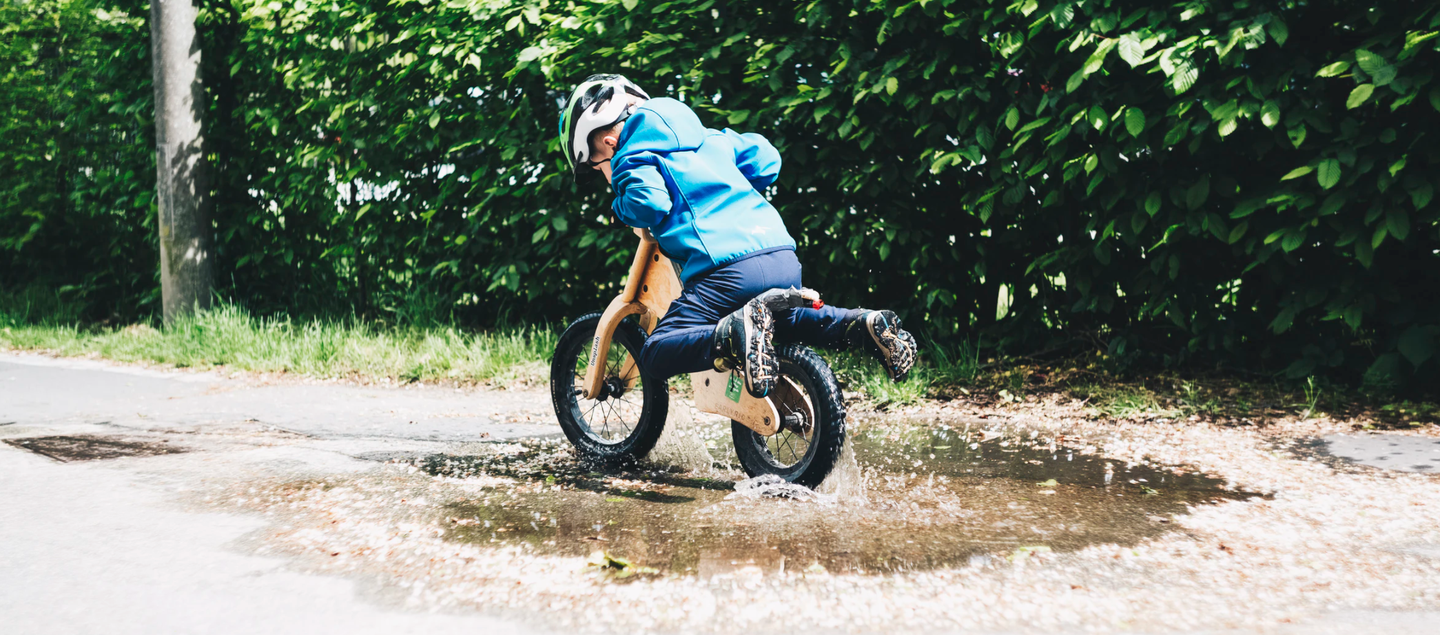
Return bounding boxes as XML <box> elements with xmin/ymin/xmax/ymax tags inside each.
<box><xmin>559</xmin><ymin>74</ymin><xmax>916</xmax><ymax>398</ymax></box>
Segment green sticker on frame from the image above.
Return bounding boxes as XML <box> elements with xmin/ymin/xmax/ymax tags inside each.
<box><xmin>725</xmin><ymin>372</ymin><xmax>743</xmax><ymax>402</ymax></box>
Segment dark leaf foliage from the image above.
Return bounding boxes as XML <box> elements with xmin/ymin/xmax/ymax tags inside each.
<box><xmin>4</xmin><ymin>0</ymin><xmax>1439</xmax><ymax>386</ymax></box>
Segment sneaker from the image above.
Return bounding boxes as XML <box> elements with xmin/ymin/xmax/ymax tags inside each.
<box><xmin>844</xmin><ymin>310</ymin><xmax>917</xmax><ymax>383</ymax></box>
<box><xmin>712</xmin><ymin>298</ymin><xmax>779</xmax><ymax>398</ymax></box>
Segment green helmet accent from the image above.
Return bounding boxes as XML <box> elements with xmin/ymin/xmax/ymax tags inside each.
<box><xmin>558</xmin><ymin>74</ymin><xmax>650</xmax><ymax>174</ymax></box>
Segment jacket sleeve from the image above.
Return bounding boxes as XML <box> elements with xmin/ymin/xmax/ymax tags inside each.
<box><xmin>726</xmin><ymin>129</ymin><xmax>782</xmax><ymax>191</ymax></box>
<box><xmin>610</xmin><ymin>154</ymin><xmax>672</xmax><ymax>229</ymax></box>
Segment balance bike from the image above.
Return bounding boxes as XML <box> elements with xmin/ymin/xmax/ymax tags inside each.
<box><xmin>548</xmin><ymin>229</ymin><xmax>845</xmax><ymax>487</ymax></box>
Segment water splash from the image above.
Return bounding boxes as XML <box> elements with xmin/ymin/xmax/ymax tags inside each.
<box><xmin>816</xmin><ymin>423</ymin><xmax>868</xmax><ymax>503</ymax></box>
<box><xmin>728</xmin><ymin>474</ymin><xmax>837</xmax><ymax>503</ymax></box>
<box><xmin>646</xmin><ymin>400</ymin><xmax>718</xmax><ymax>474</ymax></box>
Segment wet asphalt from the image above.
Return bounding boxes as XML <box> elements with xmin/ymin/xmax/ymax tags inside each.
<box><xmin>2</xmin><ymin>351</ymin><xmax>1437</xmax><ymax>634</ymax></box>
<box><xmin>0</xmin><ymin>353</ymin><xmax>551</xmax><ymax>635</ymax></box>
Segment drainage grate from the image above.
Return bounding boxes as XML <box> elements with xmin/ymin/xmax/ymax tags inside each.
<box><xmin>4</xmin><ymin>435</ymin><xmax>189</xmax><ymax>462</ymax></box>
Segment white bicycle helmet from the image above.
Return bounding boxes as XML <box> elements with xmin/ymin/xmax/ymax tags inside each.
<box><xmin>558</xmin><ymin>74</ymin><xmax>650</xmax><ymax>174</ymax></box>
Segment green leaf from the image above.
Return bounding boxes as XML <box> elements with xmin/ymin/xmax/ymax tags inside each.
<box><xmin>1164</xmin><ymin>124</ymin><xmax>1188</xmax><ymax>146</ymax></box>
<box><xmin>1280</xmin><ymin>166</ymin><xmax>1313</xmax><ymax>181</ymax></box>
<box><xmin>1288</xmin><ymin>124</ymin><xmax>1307</xmax><ymax>148</ymax></box>
<box><xmin>1260</xmin><ymin>100</ymin><xmax>1280</xmax><ymax>128</ymax></box>
<box><xmin>1185</xmin><ymin>175</ymin><xmax>1210</xmax><ymax>210</ymax></box>
<box><xmin>1386</xmin><ymin>157</ymin><xmax>1407</xmax><ymax>178</ymax></box>
<box><xmin>1387</xmin><ymin>209</ymin><xmax>1410</xmax><ymax>241</ymax></box>
<box><xmin>885</xmin><ymin>77</ymin><xmax>898</xmax><ymax>96</ymax></box>
<box><xmin>1269</xmin><ymin>306</ymin><xmax>1296</xmax><ymax>333</ymax></box>
<box><xmin>1227</xmin><ymin>221</ymin><xmax>1248</xmax><ymax>244</ymax></box>
<box><xmin>1268</xmin><ymin>18</ymin><xmax>1288</xmax><ymax>46</ymax></box>
<box><xmin>1231</xmin><ymin>198</ymin><xmax>1264</xmax><ymax>219</ymax></box>
<box><xmin>1354</xmin><ymin>49</ymin><xmax>1387</xmax><ymax>76</ymax></box>
<box><xmin>1315</xmin><ymin>61</ymin><xmax>1350</xmax><ymax>77</ymax></box>
<box><xmin>1118</xmin><ymin>33</ymin><xmax>1145</xmax><ymax>67</ymax></box>
<box><xmin>1316</xmin><ymin>159</ymin><xmax>1341</xmax><ymax>189</ymax></box>
<box><xmin>1145</xmin><ymin>191</ymin><xmax>1161</xmax><ymax>216</ymax></box>
<box><xmin>1412</xmin><ymin>183</ymin><xmax>1434</xmax><ymax>210</ymax></box>
<box><xmin>1131</xmin><ymin>212</ymin><xmax>1148</xmax><ymax>234</ymax></box>
<box><xmin>1370</xmin><ymin>65</ymin><xmax>1397</xmax><ymax>86</ymax></box>
<box><xmin>1355</xmin><ymin>236</ymin><xmax>1374</xmax><ymax>267</ymax></box>
<box><xmin>1318</xmin><ymin>193</ymin><xmax>1346</xmax><ymax>216</ymax></box>
<box><xmin>1346</xmin><ymin>84</ymin><xmax>1374</xmax><ymax>109</ymax></box>
<box><xmin>1083</xmin><ymin>39</ymin><xmax>1116</xmax><ymax>75</ymax></box>
<box><xmin>1281</xmin><ymin>229</ymin><xmax>1306</xmax><ymax>253</ymax></box>
<box><xmin>1016</xmin><ymin>117</ymin><xmax>1052</xmax><ymax>135</ymax></box>
<box><xmin>1171</xmin><ymin>60</ymin><xmax>1198</xmax><ymax>94</ymax></box>
<box><xmin>727</xmin><ymin>110</ymin><xmax>751</xmax><ymax>125</ymax></box>
<box><xmin>621</xmin><ymin>0</ymin><xmax>638</xmax><ymax>10</ymax></box>
<box><xmin>1124</xmin><ymin>107</ymin><xmax>1145</xmax><ymax>137</ymax></box>
<box><xmin>1398</xmin><ymin>326</ymin><xmax>1436</xmax><ymax>367</ymax></box>
<box><xmin>1088</xmin><ymin>105</ymin><xmax>1107</xmax><ymax>130</ymax></box>
<box><xmin>1066</xmin><ymin>68</ymin><xmax>1086</xmax><ymax>94</ymax></box>
<box><xmin>929</xmin><ymin>152</ymin><xmax>958</xmax><ymax>173</ymax></box>
<box><xmin>1372</xmin><ymin>225</ymin><xmax>1388</xmax><ymax>249</ymax></box>
<box><xmin>1005</xmin><ymin>107</ymin><xmax>1019</xmax><ymax>131</ymax></box>
<box><xmin>1431</xmin><ymin>87</ymin><xmax>1440</xmax><ymax>112</ymax></box>
<box><xmin>1217</xmin><ymin>113</ymin><xmax>1238</xmax><ymax>137</ymax></box>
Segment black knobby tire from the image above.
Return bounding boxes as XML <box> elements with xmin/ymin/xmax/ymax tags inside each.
<box><xmin>549</xmin><ymin>313</ymin><xmax>669</xmax><ymax>465</ymax></box>
<box><xmin>731</xmin><ymin>344</ymin><xmax>846</xmax><ymax>488</ymax></box>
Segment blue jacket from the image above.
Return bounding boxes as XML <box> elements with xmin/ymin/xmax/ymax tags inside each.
<box><xmin>610</xmin><ymin>98</ymin><xmax>795</xmax><ymax>284</ymax></box>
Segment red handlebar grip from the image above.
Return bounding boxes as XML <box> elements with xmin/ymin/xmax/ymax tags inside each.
<box><xmin>812</xmin><ymin>300</ymin><xmax>824</xmax><ymax>309</ymax></box>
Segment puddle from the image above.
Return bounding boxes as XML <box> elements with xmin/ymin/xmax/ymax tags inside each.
<box><xmin>411</xmin><ymin>422</ymin><xmax>1255</xmax><ymax>577</ymax></box>
<box><xmin>5</xmin><ymin>434</ymin><xmax>189</xmax><ymax>462</ymax></box>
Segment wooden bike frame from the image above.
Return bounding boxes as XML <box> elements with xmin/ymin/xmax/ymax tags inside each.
<box><xmin>579</xmin><ymin>229</ymin><xmax>815</xmax><ymax>437</ymax></box>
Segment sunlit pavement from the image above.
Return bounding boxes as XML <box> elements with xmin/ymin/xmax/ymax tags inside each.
<box><xmin>0</xmin><ymin>353</ymin><xmax>550</xmax><ymax>635</ymax></box>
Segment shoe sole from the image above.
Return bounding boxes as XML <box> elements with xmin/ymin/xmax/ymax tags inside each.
<box><xmin>741</xmin><ymin>300</ymin><xmax>778</xmax><ymax>398</ymax></box>
<box><xmin>867</xmin><ymin>312</ymin><xmax>916</xmax><ymax>383</ymax></box>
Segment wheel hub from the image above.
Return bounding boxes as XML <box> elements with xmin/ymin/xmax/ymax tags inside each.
<box><xmin>597</xmin><ymin>376</ymin><xmax>626</xmax><ymax>401</ymax></box>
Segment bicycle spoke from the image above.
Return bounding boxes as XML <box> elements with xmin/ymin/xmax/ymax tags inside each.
<box><xmin>565</xmin><ymin>333</ymin><xmax>648</xmax><ymax>445</ymax></box>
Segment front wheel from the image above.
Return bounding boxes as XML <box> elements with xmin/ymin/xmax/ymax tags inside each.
<box><xmin>550</xmin><ymin>313</ymin><xmax>669</xmax><ymax>465</ymax></box>
<box><xmin>731</xmin><ymin>344</ymin><xmax>846</xmax><ymax>488</ymax></box>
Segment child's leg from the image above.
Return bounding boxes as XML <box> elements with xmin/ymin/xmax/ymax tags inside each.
<box><xmin>638</xmin><ymin>252</ymin><xmax>785</xmax><ymax>380</ymax></box>
<box><xmin>761</xmin><ymin>250</ymin><xmax>859</xmax><ymax>347</ymax></box>
<box><xmin>637</xmin><ymin>295</ymin><xmax>727</xmax><ymax>380</ymax></box>
<box><xmin>765</xmin><ymin>250</ymin><xmax>918</xmax><ymax>382</ymax></box>
<box><xmin>776</xmin><ymin>304</ymin><xmax>860</xmax><ymax>348</ymax></box>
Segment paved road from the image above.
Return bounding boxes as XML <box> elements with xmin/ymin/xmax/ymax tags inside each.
<box><xmin>0</xmin><ymin>352</ymin><xmax>553</xmax><ymax>635</ymax></box>
<box><xmin>4</xmin><ymin>351</ymin><xmax>1438</xmax><ymax>635</ymax></box>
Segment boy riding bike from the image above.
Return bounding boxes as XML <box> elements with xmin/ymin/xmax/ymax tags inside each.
<box><xmin>559</xmin><ymin>74</ymin><xmax>917</xmax><ymax>399</ymax></box>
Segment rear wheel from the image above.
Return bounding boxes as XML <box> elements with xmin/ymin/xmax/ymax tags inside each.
<box><xmin>549</xmin><ymin>313</ymin><xmax>668</xmax><ymax>465</ymax></box>
<box><xmin>731</xmin><ymin>344</ymin><xmax>846</xmax><ymax>488</ymax></box>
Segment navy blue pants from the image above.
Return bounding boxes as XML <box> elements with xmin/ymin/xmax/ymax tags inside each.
<box><xmin>638</xmin><ymin>249</ymin><xmax>857</xmax><ymax>380</ymax></box>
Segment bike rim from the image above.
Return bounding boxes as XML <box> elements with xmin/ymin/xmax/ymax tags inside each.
<box><xmin>568</xmin><ymin>331</ymin><xmax>646</xmax><ymax>445</ymax></box>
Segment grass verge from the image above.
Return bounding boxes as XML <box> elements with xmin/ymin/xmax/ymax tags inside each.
<box><xmin>1</xmin><ymin>301</ymin><xmax>557</xmax><ymax>387</ymax></box>
<box><xmin>1</xmin><ymin>288</ymin><xmax>978</xmax><ymax>400</ymax></box>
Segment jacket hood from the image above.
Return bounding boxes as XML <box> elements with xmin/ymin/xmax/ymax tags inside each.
<box><xmin>614</xmin><ymin>98</ymin><xmax>706</xmax><ymax>159</ymax></box>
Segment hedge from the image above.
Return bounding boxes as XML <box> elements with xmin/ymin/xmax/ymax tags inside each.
<box><xmin>3</xmin><ymin>0</ymin><xmax>1438</xmax><ymax>387</ymax></box>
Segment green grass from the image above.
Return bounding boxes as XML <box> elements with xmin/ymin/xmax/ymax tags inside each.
<box><xmin>1</xmin><ymin>294</ymin><xmax>556</xmax><ymax>387</ymax></box>
<box><xmin>0</xmin><ymin>286</ymin><xmax>975</xmax><ymax>400</ymax></box>
<box><xmin>1067</xmin><ymin>383</ymin><xmax>1182</xmax><ymax>419</ymax></box>
<box><xmin>828</xmin><ymin>340</ymin><xmax>982</xmax><ymax>407</ymax></box>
